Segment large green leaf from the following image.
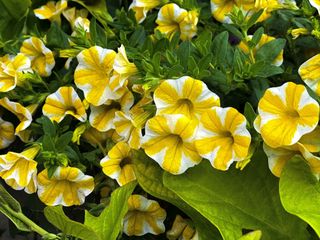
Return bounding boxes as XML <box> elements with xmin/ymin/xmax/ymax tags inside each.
<box><xmin>133</xmin><ymin>150</ymin><xmax>222</xmax><ymax>240</ymax></box>
<box><xmin>163</xmin><ymin>150</ymin><xmax>309</xmax><ymax>240</ymax></box>
<box><xmin>0</xmin><ymin>0</ymin><xmax>31</xmax><ymax>42</ymax></box>
<box><xmin>44</xmin><ymin>206</ymin><xmax>99</xmax><ymax>240</ymax></box>
<box><xmin>280</xmin><ymin>156</ymin><xmax>320</xmax><ymax>237</ymax></box>
<box><xmin>0</xmin><ymin>184</ymin><xmax>30</xmax><ymax>232</ymax></box>
<box><xmin>84</xmin><ymin>181</ymin><xmax>136</xmax><ymax>240</ymax></box>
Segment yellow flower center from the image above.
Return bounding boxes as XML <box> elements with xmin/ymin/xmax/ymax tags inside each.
<box><xmin>177</xmin><ymin>98</ymin><xmax>194</xmax><ymax>111</ymax></box>
<box><xmin>284</xmin><ymin>109</ymin><xmax>300</xmax><ymax>118</ymax></box>
<box><xmin>221</xmin><ymin>131</ymin><xmax>234</xmax><ymax>143</ymax></box>
<box><xmin>66</xmin><ymin>106</ymin><xmax>77</xmax><ymax>114</ymax></box>
<box><xmin>120</xmin><ymin>157</ymin><xmax>132</xmax><ymax>168</ymax></box>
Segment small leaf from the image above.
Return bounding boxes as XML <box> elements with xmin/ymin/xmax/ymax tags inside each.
<box><xmin>44</xmin><ymin>206</ymin><xmax>100</xmax><ymax>240</ymax></box>
<box><xmin>255</xmin><ymin>39</ymin><xmax>286</xmax><ymax>64</ymax></box>
<box><xmin>213</xmin><ymin>31</ymin><xmax>229</xmax><ymax>66</ymax></box>
<box><xmin>42</xmin><ymin>135</ymin><xmax>56</xmax><ymax>152</ymax></box>
<box><xmin>46</xmin><ymin>22</ymin><xmax>70</xmax><ymax>49</ymax></box>
<box><xmin>280</xmin><ymin>156</ymin><xmax>320</xmax><ymax>237</ymax></box>
<box><xmin>250</xmin><ymin>27</ymin><xmax>264</xmax><ymax>47</ymax></box>
<box><xmin>55</xmin><ymin>132</ymin><xmax>73</xmax><ymax>152</ymax></box>
<box><xmin>246</xmin><ymin>9</ymin><xmax>264</xmax><ymax>28</ymax></box>
<box><xmin>84</xmin><ymin>181</ymin><xmax>136</xmax><ymax>240</ymax></box>
<box><xmin>89</xmin><ymin>18</ymin><xmax>108</xmax><ymax>48</ymax></box>
<box><xmin>244</xmin><ymin>102</ymin><xmax>257</xmax><ymax>127</ymax></box>
<box><xmin>223</xmin><ymin>24</ymin><xmax>243</xmax><ymax>40</ymax></box>
<box><xmin>250</xmin><ymin>62</ymin><xmax>283</xmax><ymax>78</ymax></box>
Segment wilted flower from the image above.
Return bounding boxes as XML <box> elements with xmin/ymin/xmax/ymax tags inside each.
<box><xmin>0</xmin><ymin>117</ymin><xmax>15</xmax><ymax>149</ymax></box>
<box><xmin>20</xmin><ymin>37</ymin><xmax>55</xmax><ymax>77</ymax></box>
<box><xmin>123</xmin><ymin>195</ymin><xmax>166</xmax><ymax>236</ymax></box>
<box><xmin>167</xmin><ymin>215</ymin><xmax>198</xmax><ymax>240</ymax></box>
<box><xmin>37</xmin><ymin>166</ymin><xmax>94</xmax><ymax>206</ymax></box>
<box><xmin>0</xmin><ymin>145</ymin><xmax>40</xmax><ymax>193</ymax></box>
<box><xmin>43</xmin><ymin>86</ymin><xmax>87</xmax><ymax>123</ymax></box>
<box><xmin>129</xmin><ymin>0</ymin><xmax>162</xmax><ymax>23</ymax></box>
<box><xmin>195</xmin><ymin>107</ymin><xmax>251</xmax><ymax>170</ymax></box>
<box><xmin>291</xmin><ymin>28</ymin><xmax>309</xmax><ymax>39</ymax></box>
<box><xmin>100</xmin><ymin>142</ymin><xmax>136</xmax><ymax>186</ymax></box>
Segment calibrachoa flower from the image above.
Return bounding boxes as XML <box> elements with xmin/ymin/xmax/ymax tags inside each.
<box><xmin>238</xmin><ymin>34</ymin><xmax>284</xmax><ymax>66</ymax></box>
<box><xmin>195</xmin><ymin>107</ymin><xmax>251</xmax><ymax>170</ymax></box>
<box><xmin>34</xmin><ymin>0</ymin><xmax>68</xmax><ymax>24</ymax></box>
<box><xmin>37</xmin><ymin>166</ymin><xmax>94</xmax><ymax>206</ymax></box>
<box><xmin>62</xmin><ymin>7</ymin><xmax>88</xmax><ymax>28</ymax></box>
<box><xmin>113</xmin><ymin>45</ymin><xmax>138</xmax><ymax>82</ymax></box>
<box><xmin>0</xmin><ymin>145</ymin><xmax>40</xmax><ymax>194</ymax></box>
<box><xmin>254</xmin><ymin>82</ymin><xmax>319</xmax><ymax>148</ymax></box>
<box><xmin>74</xmin><ymin>46</ymin><xmax>124</xmax><ymax>106</ymax></box>
<box><xmin>0</xmin><ymin>54</ymin><xmax>31</xmax><ymax>92</ymax></box>
<box><xmin>142</xmin><ymin>114</ymin><xmax>201</xmax><ymax>174</ymax></box>
<box><xmin>154</xmin><ymin>76</ymin><xmax>220</xmax><ymax>120</ymax></box>
<box><xmin>43</xmin><ymin>86</ymin><xmax>87</xmax><ymax>123</ymax></box>
<box><xmin>100</xmin><ymin>141</ymin><xmax>136</xmax><ymax>186</ymax></box>
<box><xmin>156</xmin><ymin>3</ymin><xmax>198</xmax><ymax>41</ymax></box>
<box><xmin>309</xmin><ymin>0</ymin><xmax>320</xmax><ymax>14</ymax></box>
<box><xmin>129</xmin><ymin>0</ymin><xmax>162</xmax><ymax>23</ymax></box>
<box><xmin>166</xmin><ymin>215</ymin><xmax>198</xmax><ymax>240</ymax></box>
<box><xmin>123</xmin><ymin>195</ymin><xmax>166</xmax><ymax>236</ymax></box>
<box><xmin>0</xmin><ymin>117</ymin><xmax>15</xmax><ymax>149</ymax></box>
<box><xmin>89</xmin><ymin>90</ymin><xmax>134</xmax><ymax>132</ymax></box>
<box><xmin>20</xmin><ymin>37</ymin><xmax>55</xmax><ymax>77</ymax></box>
<box><xmin>298</xmin><ymin>54</ymin><xmax>320</xmax><ymax>96</ymax></box>
<box><xmin>0</xmin><ymin>97</ymin><xmax>33</xmax><ymax>141</ymax></box>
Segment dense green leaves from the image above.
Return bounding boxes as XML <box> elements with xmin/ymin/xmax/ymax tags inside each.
<box><xmin>84</xmin><ymin>181</ymin><xmax>136</xmax><ymax>240</ymax></box>
<box><xmin>163</xmin><ymin>151</ymin><xmax>308</xmax><ymax>240</ymax></box>
<box><xmin>280</xmin><ymin>156</ymin><xmax>320</xmax><ymax>237</ymax></box>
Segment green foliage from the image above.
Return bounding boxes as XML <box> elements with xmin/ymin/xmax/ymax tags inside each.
<box><xmin>280</xmin><ymin>156</ymin><xmax>320</xmax><ymax>237</ymax></box>
<box><xmin>46</xmin><ymin>22</ymin><xmax>70</xmax><ymax>49</ymax></box>
<box><xmin>163</xmin><ymin>150</ymin><xmax>309</xmax><ymax>240</ymax></box>
<box><xmin>84</xmin><ymin>181</ymin><xmax>136</xmax><ymax>240</ymax></box>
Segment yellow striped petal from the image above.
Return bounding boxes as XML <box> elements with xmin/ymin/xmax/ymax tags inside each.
<box><xmin>20</xmin><ymin>37</ymin><xmax>55</xmax><ymax>77</ymax></box>
<box><xmin>113</xmin><ymin>45</ymin><xmax>138</xmax><ymax>80</ymax></box>
<box><xmin>124</xmin><ymin>195</ymin><xmax>166</xmax><ymax>236</ymax></box>
<box><xmin>298</xmin><ymin>54</ymin><xmax>320</xmax><ymax>96</ymax></box>
<box><xmin>142</xmin><ymin>114</ymin><xmax>201</xmax><ymax>174</ymax></box>
<box><xmin>0</xmin><ymin>117</ymin><xmax>15</xmax><ymax>149</ymax></box>
<box><xmin>37</xmin><ymin>166</ymin><xmax>94</xmax><ymax>206</ymax></box>
<box><xmin>34</xmin><ymin>0</ymin><xmax>67</xmax><ymax>23</ymax></box>
<box><xmin>195</xmin><ymin>107</ymin><xmax>251</xmax><ymax>170</ymax></box>
<box><xmin>256</xmin><ymin>82</ymin><xmax>319</xmax><ymax>148</ymax></box>
<box><xmin>43</xmin><ymin>86</ymin><xmax>87</xmax><ymax>123</ymax></box>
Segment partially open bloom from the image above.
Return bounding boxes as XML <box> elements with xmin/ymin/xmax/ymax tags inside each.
<box><xmin>20</xmin><ymin>37</ymin><xmax>55</xmax><ymax>77</ymax></box>
<box><xmin>0</xmin><ymin>146</ymin><xmax>40</xmax><ymax>193</ymax></box>
<box><xmin>154</xmin><ymin>76</ymin><xmax>220</xmax><ymax>121</ymax></box>
<box><xmin>62</xmin><ymin>7</ymin><xmax>88</xmax><ymax>28</ymax></box>
<box><xmin>156</xmin><ymin>3</ymin><xmax>198</xmax><ymax>41</ymax></box>
<box><xmin>298</xmin><ymin>54</ymin><xmax>320</xmax><ymax>96</ymax></box>
<box><xmin>0</xmin><ymin>54</ymin><xmax>31</xmax><ymax>92</ymax></box>
<box><xmin>129</xmin><ymin>0</ymin><xmax>161</xmax><ymax>23</ymax></box>
<box><xmin>254</xmin><ymin>82</ymin><xmax>319</xmax><ymax>148</ymax></box>
<box><xmin>43</xmin><ymin>86</ymin><xmax>87</xmax><ymax>123</ymax></box>
<box><xmin>100</xmin><ymin>142</ymin><xmax>136</xmax><ymax>186</ymax></box>
<box><xmin>167</xmin><ymin>215</ymin><xmax>198</xmax><ymax>240</ymax></box>
<box><xmin>34</xmin><ymin>0</ymin><xmax>68</xmax><ymax>24</ymax></box>
<box><xmin>0</xmin><ymin>117</ymin><xmax>15</xmax><ymax>149</ymax></box>
<box><xmin>123</xmin><ymin>195</ymin><xmax>166</xmax><ymax>236</ymax></box>
<box><xmin>0</xmin><ymin>97</ymin><xmax>33</xmax><ymax>141</ymax></box>
<box><xmin>75</xmin><ymin>46</ymin><xmax>125</xmax><ymax>106</ymax></box>
<box><xmin>89</xmin><ymin>90</ymin><xmax>134</xmax><ymax>132</ymax></box>
<box><xmin>142</xmin><ymin>114</ymin><xmax>201</xmax><ymax>174</ymax></box>
<box><xmin>195</xmin><ymin>107</ymin><xmax>251</xmax><ymax>170</ymax></box>
<box><xmin>264</xmin><ymin>127</ymin><xmax>320</xmax><ymax>177</ymax></box>
<box><xmin>83</xmin><ymin>127</ymin><xmax>121</xmax><ymax>147</ymax></box>
<box><xmin>291</xmin><ymin>28</ymin><xmax>309</xmax><ymax>39</ymax></box>
<box><xmin>37</xmin><ymin>166</ymin><xmax>94</xmax><ymax>206</ymax></box>
<box><xmin>238</xmin><ymin>34</ymin><xmax>283</xmax><ymax>66</ymax></box>
<box><xmin>113</xmin><ymin>45</ymin><xmax>138</xmax><ymax>82</ymax></box>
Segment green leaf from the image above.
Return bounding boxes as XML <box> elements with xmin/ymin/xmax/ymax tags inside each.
<box><xmin>89</xmin><ymin>18</ymin><xmax>108</xmax><ymax>48</ymax></box>
<box><xmin>84</xmin><ymin>181</ymin><xmax>136</xmax><ymax>240</ymax></box>
<box><xmin>250</xmin><ymin>62</ymin><xmax>283</xmax><ymax>78</ymax></box>
<box><xmin>0</xmin><ymin>0</ymin><xmax>30</xmax><ymax>41</ymax></box>
<box><xmin>280</xmin><ymin>156</ymin><xmax>320</xmax><ymax>237</ymax></box>
<box><xmin>0</xmin><ymin>184</ymin><xmax>30</xmax><ymax>232</ymax></box>
<box><xmin>44</xmin><ymin>206</ymin><xmax>99</xmax><ymax>240</ymax></box>
<box><xmin>46</xmin><ymin>22</ymin><xmax>70</xmax><ymax>49</ymax></box>
<box><xmin>213</xmin><ymin>31</ymin><xmax>229</xmax><ymax>66</ymax></box>
<box><xmin>244</xmin><ymin>102</ymin><xmax>257</xmax><ymax>127</ymax></box>
<box><xmin>55</xmin><ymin>132</ymin><xmax>73</xmax><ymax>152</ymax></box>
<box><xmin>223</xmin><ymin>24</ymin><xmax>243</xmax><ymax>40</ymax></box>
<box><xmin>246</xmin><ymin>9</ymin><xmax>264</xmax><ymax>28</ymax></box>
<box><xmin>40</xmin><ymin>116</ymin><xmax>56</xmax><ymax>137</ymax></box>
<box><xmin>239</xmin><ymin>230</ymin><xmax>262</xmax><ymax>240</ymax></box>
<box><xmin>177</xmin><ymin>41</ymin><xmax>193</xmax><ymax>71</ymax></box>
<box><xmin>132</xmin><ymin>150</ymin><xmax>222</xmax><ymax>240</ymax></box>
<box><xmin>255</xmin><ymin>39</ymin><xmax>286</xmax><ymax>64</ymax></box>
<box><xmin>250</xmin><ymin>27</ymin><xmax>264</xmax><ymax>47</ymax></box>
<box><xmin>163</xmin><ymin>150</ymin><xmax>309</xmax><ymax>240</ymax></box>
<box><xmin>42</xmin><ymin>135</ymin><xmax>56</xmax><ymax>152</ymax></box>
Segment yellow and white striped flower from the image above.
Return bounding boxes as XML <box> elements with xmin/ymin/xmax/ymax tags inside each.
<box><xmin>100</xmin><ymin>142</ymin><xmax>136</xmax><ymax>186</ymax></box>
<box><xmin>0</xmin><ymin>54</ymin><xmax>31</xmax><ymax>92</ymax></box>
<box><xmin>0</xmin><ymin>117</ymin><xmax>15</xmax><ymax>149</ymax></box>
<box><xmin>298</xmin><ymin>54</ymin><xmax>320</xmax><ymax>96</ymax></box>
<box><xmin>195</xmin><ymin>107</ymin><xmax>251</xmax><ymax>170</ymax></box>
<box><xmin>43</xmin><ymin>86</ymin><xmax>87</xmax><ymax>123</ymax></box>
<box><xmin>142</xmin><ymin>114</ymin><xmax>201</xmax><ymax>174</ymax></box>
<box><xmin>34</xmin><ymin>0</ymin><xmax>68</xmax><ymax>24</ymax></box>
<box><xmin>113</xmin><ymin>45</ymin><xmax>138</xmax><ymax>82</ymax></box>
<box><xmin>129</xmin><ymin>0</ymin><xmax>161</xmax><ymax>23</ymax></box>
<box><xmin>37</xmin><ymin>166</ymin><xmax>94</xmax><ymax>206</ymax></box>
<box><xmin>89</xmin><ymin>90</ymin><xmax>134</xmax><ymax>132</ymax></box>
<box><xmin>75</xmin><ymin>46</ymin><xmax>125</xmax><ymax>106</ymax></box>
<box><xmin>0</xmin><ymin>97</ymin><xmax>33</xmax><ymax>141</ymax></box>
<box><xmin>264</xmin><ymin>127</ymin><xmax>320</xmax><ymax>177</ymax></box>
<box><xmin>124</xmin><ymin>195</ymin><xmax>166</xmax><ymax>236</ymax></box>
<box><xmin>254</xmin><ymin>82</ymin><xmax>319</xmax><ymax>148</ymax></box>
<box><xmin>166</xmin><ymin>215</ymin><xmax>198</xmax><ymax>240</ymax></box>
<box><xmin>83</xmin><ymin>127</ymin><xmax>121</xmax><ymax>147</ymax></box>
<box><xmin>62</xmin><ymin>7</ymin><xmax>88</xmax><ymax>28</ymax></box>
<box><xmin>154</xmin><ymin>76</ymin><xmax>220</xmax><ymax>121</ymax></box>
<box><xmin>238</xmin><ymin>34</ymin><xmax>284</xmax><ymax>66</ymax></box>
<box><xmin>309</xmin><ymin>0</ymin><xmax>320</xmax><ymax>14</ymax></box>
<box><xmin>0</xmin><ymin>146</ymin><xmax>40</xmax><ymax>194</ymax></box>
<box><xmin>156</xmin><ymin>3</ymin><xmax>198</xmax><ymax>40</ymax></box>
<box><xmin>20</xmin><ymin>37</ymin><xmax>55</xmax><ymax>77</ymax></box>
